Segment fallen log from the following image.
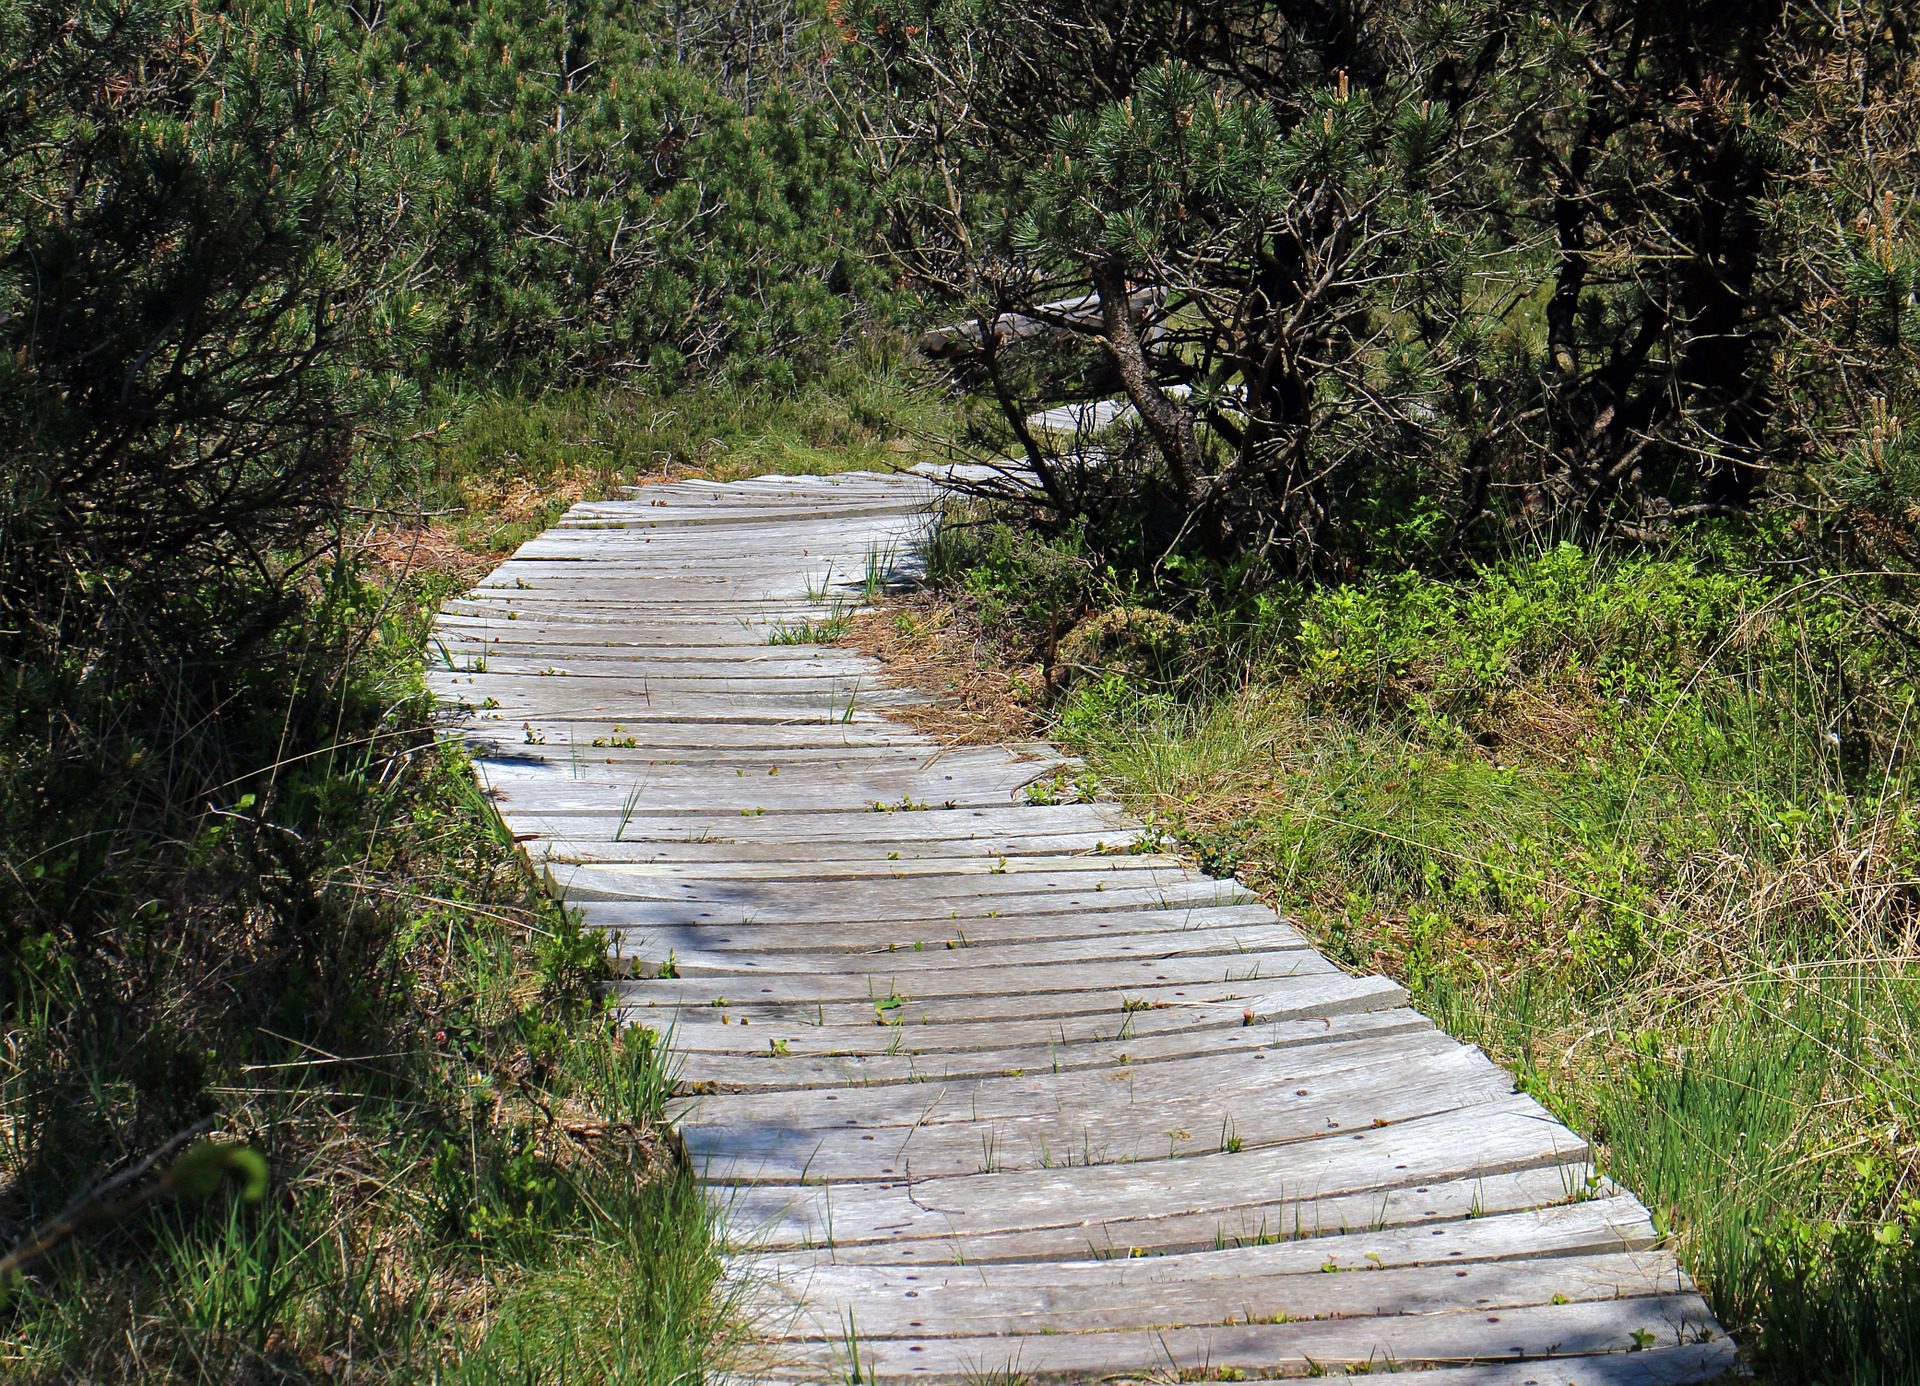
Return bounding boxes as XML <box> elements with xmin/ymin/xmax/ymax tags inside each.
<box><xmin>917</xmin><ymin>287</ymin><xmax>1161</xmax><ymax>359</ymax></box>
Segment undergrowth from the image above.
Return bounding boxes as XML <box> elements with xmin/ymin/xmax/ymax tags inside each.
<box><xmin>368</xmin><ymin>343</ymin><xmax>962</xmax><ymax>556</ymax></box>
<box><xmin>923</xmin><ymin>513</ymin><xmax>1920</xmax><ymax>1383</ymax></box>
<box><xmin>0</xmin><ymin>554</ymin><xmax>730</xmax><ymax>1380</ymax></box>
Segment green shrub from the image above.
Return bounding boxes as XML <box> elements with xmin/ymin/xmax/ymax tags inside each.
<box><xmin>339</xmin><ymin>0</ymin><xmax>880</xmax><ymax>381</ymax></box>
<box><xmin>1053</xmin><ymin>606</ymin><xmax>1194</xmax><ymax>689</ymax></box>
<box><xmin>924</xmin><ymin>517</ymin><xmax>1096</xmax><ymax>640</ymax></box>
<box><xmin>0</xmin><ymin>0</ymin><xmax>416</xmax><ymax>1176</ymax></box>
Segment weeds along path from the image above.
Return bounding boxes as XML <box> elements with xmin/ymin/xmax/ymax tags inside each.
<box><xmin>429</xmin><ymin>470</ymin><xmax>1734</xmax><ymax>1384</ymax></box>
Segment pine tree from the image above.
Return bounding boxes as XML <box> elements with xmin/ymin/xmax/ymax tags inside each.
<box><xmin>336</xmin><ymin>0</ymin><xmax>879</xmax><ymax>380</ymax></box>
<box><xmin>844</xmin><ymin>0</ymin><xmax>1502</xmax><ymax>575</ymax></box>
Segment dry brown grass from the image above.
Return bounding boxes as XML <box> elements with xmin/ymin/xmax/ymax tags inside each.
<box><xmin>360</xmin><ymin>523</ymin><xmax>506</xmax><ymax>585</ymax></box>
<box><xmin>840</xmin><ymin>595</ymin><xmax>1048</xmax><ymax>746</ymax></box>
<box><xmin>459</xmin><ymin>468</ymin><xmax>595</xmax><ymax>527</ymax></box>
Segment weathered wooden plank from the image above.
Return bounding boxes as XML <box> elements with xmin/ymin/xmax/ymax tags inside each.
<box><xmin>432</xmin><ymin>632</ymin><xmax>830</xmax><ymax>654</ymax></box>
<box><xmin>560</xmin><ymin>876</ymin><xmax>1253</xmax><ymax>920</ymax></box>
<box><xmin>468</xmin><ymin>755</ymin><xmax>1062</xmax><ymax>794</ymax></box>
<box><xmin>445</xmin><ymin>701</ymin><xmax>915</xmax><ymax>727</ymax></box>
<box><xmin>747</xmin><ymin>1193</ymin><xmax>1658</xmax><ymax>1282</ymax></box>
<box><xmin>427</xmin><ymin>633</ymin><xmax>845</xmax><ymax>661</ymax></box>
<box><xmin>615</xmin><ymin>947</ymin><xmax>1329</xmax><ymax>1011</ymax></box>
<box><xmin>431</xmin><ymin>615</ymin><xmax>832</xmax><ymax>640</ymax></box>
<box><xmin>784</xmin><ymin>1163</ymin><xmax>1595</xmax><ymax>1266</ymax></box>
<box><xmin>444</xmin><ymin>595</ymin><xmax>860</xmax><ymax>614</ymax></box>
<box><xmin>608</xmin><ymin>922</ymin><xmax>1301</xmax><ymax>973</ymax></box>
<box><xmin>719</xmin><ymin>1096</ymin><xmax>1589</xmax><ymax>1250</ymax></box>
<box><xmin>1201</xmin><ymin>1339</ymin><xmax>1739</xmax><ymax>1385</ymax></box>
<box><xmin>543</xmin><ymin>851</ymin><xmax>1163</xmax><ymax>881</ymax></box>
<box><xmin>443</xmin><ymin>722</ymin><xmax>933</xmax><ymax>749</ymax></box>
<box><xmin>574</xmin><ymin>901</ymin><xmax>1254</xmax><ymax>947</ymax></box>
<box><xmin>501</xmin><ymin>803</ymin><xmax>1132</xmax><ymax>836</ymax></box>
<box><xmin>747</xmin><ymin>1294</ymin><xmax>1722</xmax><ymax>1383</ymax></box>
<box><xmin>431</xmin><ymin>677</ymin><xmax>928</xmax><ymax>710</ymax></box>
<box><xmin>472</xmin><ymin>742</ymin><xmax>1068</xmax><ymax>775</ymax></box>
<box><xmin>752</xmin><ymin>1250</ymin><xmax>1686</xmax><ymax>1341</ymax></box>
<box><xmin>484</xmin><ymin>771</ymin><xmax>1111</xmax><ymax>817</ymax></box>
<box><xmin>682</xmin><ymin>1046</ymin><xmax>1515</xmax><ymax>1183</ymax></box>
<box><xmin>552</xmin><ymin>501</ymin><xmax>925</xmax><ymax>529</ymax></box>
<box><xmin>433</xmin><ymin>661</ymin><xmax>910</xmax><ymax>685</ymax></box>
<box><xmin>513</xmin><ymin>776</ymin><xmax>1074</xmax><ymax>810</ymax></box>
<box><xmin>623</xmin><ymin>923</ymin><xmax>1305</xmax><ymax>983</ymax></box>
<box><xmin>630</xmin><ymin>975</ymin><xmax>1406</xmax><ymax>1065</ymax></box>
<box><xmin>674</xmin><ymin>1025</ymin><xmax>1457</xmax><ymax>1127</ymax></box>
<box><xmin>663</xmin><ymin>1003</ymin><xmax>1426</xmax><ymax>1095</ymax></box>
<box><xmin>530</xmin><ymin>831</ymin><xmax>1138</xmax><ymax>863</ymax></box>
<box><xmin>551</xmin><ymin>859</ymin><xmax>1204</xmax><ymax>902</ymax></box>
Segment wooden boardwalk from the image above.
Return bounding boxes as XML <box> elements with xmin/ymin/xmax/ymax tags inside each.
<box><xmin>429</xmin><ymin>471</ymin><xmax>1736</xmax><ymax>1383</ymax></box>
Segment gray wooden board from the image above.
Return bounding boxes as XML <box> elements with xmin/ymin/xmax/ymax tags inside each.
<box><xmin>767</xmin><ymin>1164</ymin><xmax>1600</xmax><ymax>1267</ymax></box>
<box><xmin>572</xmin><ymin>901</ymin><xmax>1258</xmax><ymax>945</ymax></box>
<box><xmin>681</xmin><ymin>1048</ymin><xmax>1519</xmax><ymax>1183</ymax></box>
<box><xmin>428</xmin><ymin>641</ymin><xmax>870</xmax><ymax>662</ymax></box>
<box><xmin>552</xmin><ymin>503</ymin><xmax>925</xmax><ymax>528</ymax></box>
<box><xmin>433</xmin><ymin>472</ymin><xmax>1732</xmax><ymax>1384</ymax></box>
<box><xmin>542</xmin><ymin>850</ymin><xmax>1169</xmax><ymax>880</ymax></box>
<box><xmin>744</xmin><ymin>1295</ymin><xmax>1722</xmax><ymax>1381</ymax></box>
<box><xmin>473</xmin><ymin>752</ymin><xmax>1051</xmax><ymax>780</ymax></box>
<box><xmin>549</xmin><ymin>860</ymin><xmax>1213</xmax><ymax>903</ymax></box>
<box><xmin>715</xmin><ymin>1096</ymin><xmax>1587</xmax><ymax>1247</ymax></box>
<box><xmin>558</xmin><ymin>876</ymin><xmax>1253</xmax><ymax>919</ymax></box>
<box><xmin>481</xmin><ymin>778</ymin><xmax>1110</xmax><ymax>818</ymax></box>
<box><xmin>439</xmin><ymin>595</ymin><xmax>860</xmax><ymax>610</ymax></box>
<box><xmin>469</xmin><ymin>767</ymin><xmax>1061</xmax><ymax>805</ymax></box>
<box><xmin>619</xmin><ymin>972</ymin><xmax>1405</xmax><ymax>1054</ymax></box>
<box><xmin>434</xmin><ymin>662</ymin><xmax>923</xmax><ymax>685</ymax></box>
<box><xmin>599</xmin><ymin>922</ymin><xmax>1303</xmax><ymax>970</ymax></box>
<box><xmin>749</xmin><ymin>1251</ymin><xmax>1687</xmax><ymax>1341</ymax></box>
<box><xmin>584</xmin><ymin>915</ymin><xmax>1287</xmax><ymax>960</ymax></box>
<box><xmin>445</xmin><ymin>728</ymin><xmax>936</xmax><ymax>753</ymax></box>
<box><xmin>467</xmin><ymin>760</ymin><xmax>1068</xmax><ymax>792</ymax></box>
<box><xmin>1186</xmin><ymin>1340</ymin><xmax>1740</xmax><ymax>1385</ymax></box>
<box><xmin>431</xmin><ymin>618</ymin><xmax>837</xmax><ymax>642</ymax></box>
<box><xmin>445</xmin><ymin>703</ymin><xmax>913</xmax><ymax>727</ymax></box>
<box><xmin>476</xmin><ymin>744</ymin><xmax>1071</xmax><ymax>770</ymax></box>
<box><xmin>745</xmin><ymin>1194</ymin><xmax>1657</xmax><ymax>1280</ymax></box>
<box><xmin>442</xmin><ymin>723</ymin><xmax>934</xmax><ymax>748</ymax></box>
<box><xmin>431</xmin><ymin>616</ymin><xmax>856</xmax><ymax>642</ymax></box>
<box><xmin>528</xmin><ymin>832</ymin><xmax>1138</xmax><ymax>861</ymax></box>
<box><xmin>662</xmin><ymin>1006</ymin><xmax>1431</xmax><ymax>1095</ymax></box>
<box><xmin>490</xmin><ymin>803</ymin><xmax>1133</xmax><ymax>835</ymax></box>
<box><xmin>466</xmin><ymin>756</ymin><xmax>1058</xmax><ymax>797</ymax></box>
<box><xmin>613</xmin><ymin>947</ymin><xmax>1331</xmax><ymax>1008</ymax></box>
<box><xmin>671</xmin><ymin>1028</ymin><xmax>1466</xmax><ymax>1130</ymax></box>
<box><xmin>440</xmin><ymin>597</ymin><xmax>865</xmax><ymax>614</ymax></box>
<box><xmin>459</xmin><ymin>748</ymin><xmax>1053</xmax><ymax>773</ymax></box>
<box><xmin>465</xmin><ymin>567</ymin><xmax>908</xmax><ymax>585</ymax></box>
<box><xmin>433</xmin><ymin>684</ymin><xmax>930</xmax><ymax>715</ymax></box>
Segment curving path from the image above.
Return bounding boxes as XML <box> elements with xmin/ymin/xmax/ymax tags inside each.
<box><xmin>429</xmin><ymin>470</ymin><xmax>1735</xmax><ymax>1384</ymax></box>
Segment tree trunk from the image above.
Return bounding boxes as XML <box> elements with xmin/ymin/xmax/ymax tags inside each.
<box><xmin>1092</xmin><ymin>260</ymin><xmax>1208</xmax><ymax>520</ymax></box>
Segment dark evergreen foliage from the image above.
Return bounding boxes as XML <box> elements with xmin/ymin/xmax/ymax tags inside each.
<box><xmin>337</xmin><ymin>0</ymin><xmax>880</xmax><ymax>380</ymax></box>
<box><xmin>844</xmin><ymin>0</ymin><xmax>1920</xmax><ymax>579</ymax></box>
